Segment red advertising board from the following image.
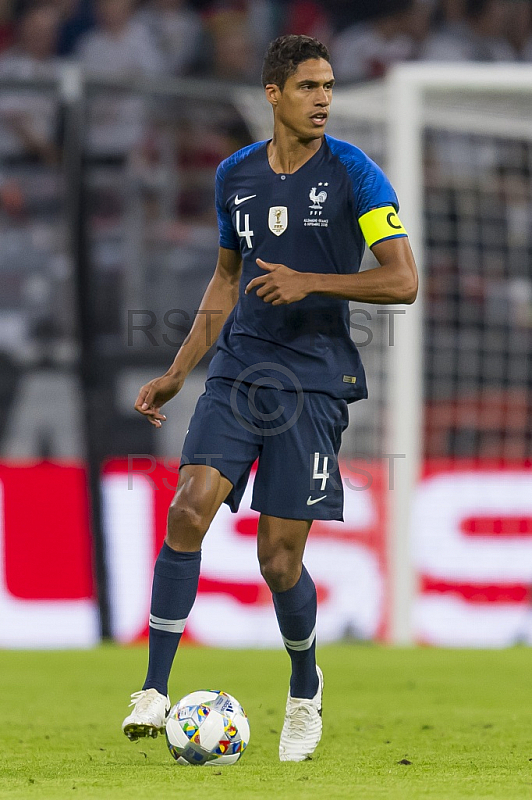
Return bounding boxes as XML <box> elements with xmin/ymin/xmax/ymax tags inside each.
<box><xmin>412</xmin><ymin>461</ymin><xmax>532</xmax><ymax>646</ymax></box>
<box><xmin>0</xmin><ymin>462</ymin><xmax>98</xmax><ymax>647</ymax></box>
<box><xmin>0</xmin><ymin>460</ymin><xmax>531</xmax><ymax>648</ymax></box>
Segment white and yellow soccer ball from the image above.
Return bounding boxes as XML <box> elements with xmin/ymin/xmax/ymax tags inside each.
<box><xmin>165</xmin><ymin>690</ymin><xmax>250</xmax><ymax>766</ymax></box>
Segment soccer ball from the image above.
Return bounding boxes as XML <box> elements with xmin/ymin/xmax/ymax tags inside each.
<box><xmin>165</xmin><ymin>690</ymin><xmax>250</xmax><ymax>766</ymax></box>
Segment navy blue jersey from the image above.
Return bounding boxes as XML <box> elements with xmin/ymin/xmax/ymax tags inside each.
<box><xmin>208</xmin><ymin>134</ymin><xmax>406</xmax><ymax>402</ymax></box>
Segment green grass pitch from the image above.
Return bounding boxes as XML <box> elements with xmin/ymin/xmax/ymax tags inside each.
<box><xmin>1</xmin><ymin>644</ymin><xmax>531</xmax><ymax>799</ymax></box>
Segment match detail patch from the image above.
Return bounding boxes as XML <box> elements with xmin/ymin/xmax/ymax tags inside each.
<box><xmin>358</xmin><ymin>206</ymin><xmax>407</xmax><ymax>248</ymax></box>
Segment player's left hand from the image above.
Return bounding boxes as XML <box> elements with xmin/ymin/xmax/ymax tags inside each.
<box><xmin>245</xmin><ymin>259</ymin><xmax>308</xmax><ymax>305</ymax></box>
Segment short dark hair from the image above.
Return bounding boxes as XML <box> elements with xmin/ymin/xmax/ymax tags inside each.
<box><xmin>261</xmin><ymin>35</ymin><xmax>330</xmax><ymax>91</ymax></box>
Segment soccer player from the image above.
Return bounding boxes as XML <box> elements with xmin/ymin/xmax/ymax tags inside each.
<box><xmin>122</xmin><ymin>34</ymin><xmax>418</xmax><ymax>761</ymax></box>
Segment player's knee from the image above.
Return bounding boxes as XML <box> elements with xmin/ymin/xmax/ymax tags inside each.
<box><xmin>259</xmin><ymin>552</ymin><xmax>300</xmax><ymax>594</ymax></box>
<box><xmin>166</xmin><ymin>499</ymin><xmax>208</xmax><ymax>549</ymax></box>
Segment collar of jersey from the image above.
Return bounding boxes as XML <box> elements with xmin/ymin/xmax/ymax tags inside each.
<box><xmin>264</xmin><ymin>137</ymin><xmax>327</xmax><ymax>178</ymax></box>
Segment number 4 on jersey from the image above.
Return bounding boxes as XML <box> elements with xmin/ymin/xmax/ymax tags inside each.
<box><xmin>236</xmin><ymin>209</ymin><xmax>254</xmax><ymax>249</ymax></box>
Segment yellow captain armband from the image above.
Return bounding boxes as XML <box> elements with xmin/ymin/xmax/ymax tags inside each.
<box><xmin>358</xmin><ymin>206</ymin><xmax>407</xmax><ymax>248</ymax></box>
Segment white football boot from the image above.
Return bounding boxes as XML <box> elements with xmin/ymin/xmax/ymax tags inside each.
<box><xmin>122</xmin><ymin>689</ymin><xmax>170</xmax><ymax>741</ymax></box>
<box><xmin>279</xmin><ymin>666</ymin><xmax>323</xmax><ymax>762</ymax></box>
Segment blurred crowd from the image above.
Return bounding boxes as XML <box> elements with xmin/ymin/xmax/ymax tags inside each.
<box><xmin>0</xmin><ymin>0</ymin><xmax>531</xmax><ymax>87</ymax></box>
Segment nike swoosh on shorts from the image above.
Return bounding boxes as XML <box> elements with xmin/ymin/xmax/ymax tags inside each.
<box><xmin>307</xmin><ymin>495</ymin><xmax>327</xmax><ymax>506</ymax></box>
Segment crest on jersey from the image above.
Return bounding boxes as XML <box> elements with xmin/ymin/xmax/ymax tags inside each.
<box><xmin>309</xmin><ymin>182</ymin><xmax>329</xmax><ymax>213</ymax></box>
<box><xmin>269</xmin><ymin>206</ymin><xmax>288</xmax><ymax>236</ymax></box>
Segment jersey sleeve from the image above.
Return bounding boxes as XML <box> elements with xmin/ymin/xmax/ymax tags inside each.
<box><xmin>354</xmin><ymin>156</ymin><xmax>408</xmax><ymax>248</ymax></box>
<box><xmin>326</xmin><ymin>137</ymin><xmax>408</xmax><ymax>247</ymax></box>
<box><xmin>215</xmin><ymin>162</ymin><xmax>239</xmax><ymax>251</ymax></box>
<box><xmin>354</xmin><ymin>156</ymin><xmax>399</xmax><ymax>217</ymax></box>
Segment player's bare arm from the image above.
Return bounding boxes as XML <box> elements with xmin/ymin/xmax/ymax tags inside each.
<box><xmin>134</xmin><ymin>247</ymin><xmax>242</xmax><ymax>427</ymax></box>
<box><xmin>246</xmin><ymin>237</ymin><xmax>418</xmax><ymax>306</ymax></box>
<box><xmin>308</xmin><ymin>236</ymin><xmax>418</xmax><ymax>304</ymax></box>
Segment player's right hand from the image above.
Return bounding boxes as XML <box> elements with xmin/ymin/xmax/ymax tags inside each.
<box><xmin>134</xmin><ymin>374</ymin><xmax>184</xmax><ymax>428</ymax></box>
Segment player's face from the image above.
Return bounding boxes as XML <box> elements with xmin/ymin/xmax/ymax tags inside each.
<box><xmin>268</xmin><ymin>58</ymin><xmax>334</xmax><ymax>140</ymax></box>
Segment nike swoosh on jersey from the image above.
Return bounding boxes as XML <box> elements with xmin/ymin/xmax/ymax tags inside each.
<box><xmin>306</xmin><ymin>495</ymin><xmax>327</xmax><ymax>506</ymax></box>
<box><xmin>234</xmin><ymin>194</ymin><xmax>257</xmax><ymax>205</ymax></box>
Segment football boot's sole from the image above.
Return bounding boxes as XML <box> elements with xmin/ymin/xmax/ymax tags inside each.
<box><xmin>123</xmin><ymin>723</ymin><xmax>164</xmax><ymax>741</ymax></box>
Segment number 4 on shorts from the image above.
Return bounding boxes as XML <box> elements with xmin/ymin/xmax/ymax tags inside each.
<box><xmin>312</xmin><ymin>453</ymin><xmax>329</xmax><ymax>491</ymax></box>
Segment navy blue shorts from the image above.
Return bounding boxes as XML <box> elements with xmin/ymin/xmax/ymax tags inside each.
<box><xmin>180</xmin><ymin>377</ymin><xmax>349</xmax><ymax>521</ymax></box>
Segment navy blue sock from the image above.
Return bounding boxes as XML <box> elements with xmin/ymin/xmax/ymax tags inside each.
<box><xmin>272</xmin><ymin>566</ymin><xmax>318</xmax><ymax>700</ymax></box>
<box><xmin>143</xmin><ymin>544</ymin><xmax>201</xmax><ymax>696</ymax></box>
